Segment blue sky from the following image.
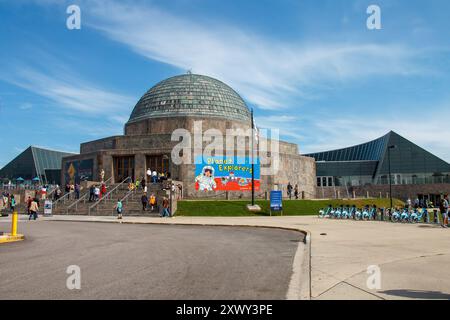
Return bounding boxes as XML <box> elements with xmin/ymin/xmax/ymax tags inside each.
<box><xmin>1</xmin><ymin>0</ymin><xmax>450</xmax><ymax>168</ymax></box>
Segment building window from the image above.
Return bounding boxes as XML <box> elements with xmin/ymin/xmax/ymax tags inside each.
<box><xmin>317</xmin><ymin>176</ymin><xmax>334</xmax><ymax>187</ymax></box>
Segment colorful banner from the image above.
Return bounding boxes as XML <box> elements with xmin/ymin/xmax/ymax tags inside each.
<box><xmin>195</xmin><ymin>156</ymin><xmax>260</xmax><ymax>191</ymax></box>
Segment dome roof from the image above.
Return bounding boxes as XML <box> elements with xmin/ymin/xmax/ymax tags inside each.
<box><xmin>127</xmin><ymin>74</ymin><xmax>251</xmax><ymax>124</ymax></box>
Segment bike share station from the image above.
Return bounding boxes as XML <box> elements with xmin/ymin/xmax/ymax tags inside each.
<box><xmin>319</xmin><ymin>204</ymin><xmax>445</xmax><ymax>224</ymax></box>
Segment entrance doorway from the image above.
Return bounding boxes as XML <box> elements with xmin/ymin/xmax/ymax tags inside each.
<box><xmin>113</xmin><ymin>156</ymin><xmax>135</xmax><ymax>183</ymax></box>
<box><xmin>146</xmin><ymin>155</ymin><xmax>170</xmax><ymax>175</ymax></box>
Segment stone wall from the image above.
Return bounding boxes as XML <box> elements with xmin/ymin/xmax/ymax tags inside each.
<box><xmin>63</xmin><ymin>116</ymin><xmax>317</xmax><ymax>199</ymax></box>
<box><xmin>316</xmin><ymin>183</ymin><xmax>450</xmax><ymax>200</ymax></box>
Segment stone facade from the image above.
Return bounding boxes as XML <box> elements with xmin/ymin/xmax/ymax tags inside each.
<box><xmin>61</xmin><ymin>74</ymin><xmax>317</xmax><ymax>199</ymax></box>
<box><xmin>62</xmin><ymin>115</ymin><xmax>317</xmax><ymax>199</ymax></box>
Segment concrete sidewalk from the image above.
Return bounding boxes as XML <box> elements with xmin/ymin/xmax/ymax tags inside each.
<box><xmin>20</xmin><ymin>215</ymin><xmax>450</xmax><ymax>300</ymax></box>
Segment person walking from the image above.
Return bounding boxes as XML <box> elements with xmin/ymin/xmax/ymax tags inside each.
<box><xmin>441</xmin><ymin>196</ymin><xmax>449</xmax><ymax>228</ymax></box>
<box><xmin>135</xmin><ymin>178</ymin><xmax>140</xmax><ymax>190</ymax></box>
<box><xmin>141</xmin><ymin>178</ymin><xmax>146</xmax><ymax>191</ymax></box>
<box><xmin>26</xmin><ymin>196</ymin><xmax>32</xmax><ymax>215</ymax></box>
<box><xmin>152</xmin><ymin>170</ymin><xmax>158</xmax><ymax>183</ymax></box>
<box><xmin>287</xmin><ymin>182</ymin><xmax>293</xmax><ymax>200</ymax></box>
<box><xmin>75</xmin><ymin>183</ymin><xmax>80</xmax><ymax>200</ymax></box>
<box><xmin>149</xmin><ymin>194</ymin><xmax>156</xmax><ymax>212</ymax></box>
<box><xmin>94</xmin><ymin>185</ymin><xmax>100</xmax><ymax>201</ymax></box>
<box><xmin>69</xmin><ymin>183</ymin><xmax>75</xmax><ymax>200</ymax></box>
<box><xmin>10</xmin><ymin>195</ymin><xmax>16</xmax><ymax>212</ymax></box>
<box><xmin>41</xmin><ymin>185</ymin><xmax>47</xmax><ymax>201</ymax></box>
<box><xmin>89</xmin><ymin>184</ymin><xmax>95</xmax><ymax>202</ymax></box>
<box><xmin>294</xmin><ymin>184</ymin><xmax>299</xmax><ymax>200</ymax></box>
<box><xmin>115</xmin><ymin>199</ymin><xmax>123</xmax><ymax>220</ymax></box>
<box><xmin>141</xmin><ymin>193</ymin><xmax>148</xmax><ymax>211</ymax></box>
<box><xmin>161</xmin><ymin>197</ymin><xmax>170</xmax><ymax>217</ymax></box>
<box><xmin>29</xmin><ymin>198</ymin><xmax>39</xmax><ymax>220</ymax></box>
<box><xmin>100</xmin><ymin>183</ymin><xmax>107</xmax><ymax>200</ymax></box>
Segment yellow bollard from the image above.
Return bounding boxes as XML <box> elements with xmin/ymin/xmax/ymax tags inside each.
<box><xmin>11</xmin><ymin>211</ymin><xmax>18</xmax><ymax>236</ymax></box>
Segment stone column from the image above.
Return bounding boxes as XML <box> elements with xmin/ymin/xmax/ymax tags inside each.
<box><xmin>135</xmin><ymin>153</ymin><xmax>146</xmax><ymax>181</ymax></box>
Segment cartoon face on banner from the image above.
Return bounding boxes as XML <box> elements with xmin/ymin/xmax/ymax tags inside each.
<box><xmin>195</xmin><ymin>156</ymin><xmax>260</xmax><ymax>192</ymax></box>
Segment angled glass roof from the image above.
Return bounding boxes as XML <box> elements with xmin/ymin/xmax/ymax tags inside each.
<box><xmin>305</xmin><ymin>133</ymin><xmax>389</xmax><ymax>162</ymax></box>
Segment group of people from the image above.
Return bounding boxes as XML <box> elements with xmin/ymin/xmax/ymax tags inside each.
<box><xmin>287</xmin><ymin>183</ymin><xmax>300</xmax><ymax>200</ymax></box>
<box><xmin>114</xmin><ymin>195</ymin><xmax>171</xmax><ymax>219</ymax></box>
<box><xmin>1</xmin><ymin>192</ymin><xmax>16</xmax><ymax>213</ymax></box>
<box><xmin>406</xmin><ymin>196</ymin><xmax>449</xmax><ymax>227</ymax></box>
<box><xmin>25</xmin><ymin>196</ymin><xmax>40</xmax><ymax>220</ymax></box>
<box><xmin>145</xmin><ymin>169</ymin><xmax>171</xmax><ymax>184</ymax></box>
<box><xmin>88</xmin><ymin>183</ymin><xmax>107</xmax><ymax>202</ymax></box>
<box><xmin>140</xmin><ymin>193</ymin><xmax>158</xmax><ymax>212</ymax></box>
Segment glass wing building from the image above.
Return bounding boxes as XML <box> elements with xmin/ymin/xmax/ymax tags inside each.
<box><xmin>0</xmin><ymin>146</ymin><xmax>76</xmax><ymax>185</ymax></box>
<box><xmin>305</xmin><ymin>131</ymin><xmax>450</xmax><ymax>188</ymax></box>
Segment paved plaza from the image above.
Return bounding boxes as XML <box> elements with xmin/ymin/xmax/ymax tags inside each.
<box><xmin>1</xmin><ymin>215</ymin><xmax>450</xmax><ymax>300</ymax></box>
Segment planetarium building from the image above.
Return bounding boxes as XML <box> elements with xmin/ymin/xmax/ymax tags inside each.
<box><xmin>62</xmin><ymin>74</ymin><xmax>317</xmax><ymax>199</ymax></box>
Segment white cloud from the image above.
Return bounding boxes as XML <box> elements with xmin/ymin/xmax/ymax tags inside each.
<box><xmin>3</xmin><ymin>66</ymin><xmax>134</xmax><ymax>117</ymax></box>
<box><xmin>300</xmin><ymin>105</ymin><xmax>450</xmax><ymax>162</ymax></box>
<box><xmin>84</xmin><ymin>0</ymin><xmax>425</xmax><ymax>110</ymax></box>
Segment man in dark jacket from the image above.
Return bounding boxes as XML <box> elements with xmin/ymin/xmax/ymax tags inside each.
<box><xmin>141</xmin><ymin>193</ymin><xmax>148</xmax><ymax>211</ymax></box>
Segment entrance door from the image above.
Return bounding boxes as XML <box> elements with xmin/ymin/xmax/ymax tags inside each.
<box><xmin>113</xmin><ymin>156</ymin><xmax>135</xmax><ymax>183</ymax></box>
<box><xmin>146</xmin><ymin>155</ymin><xmax>170</xmax><ymax>175</ymax></box>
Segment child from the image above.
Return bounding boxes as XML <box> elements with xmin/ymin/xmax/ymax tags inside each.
<box><xmin>115</xmin><ymin>199</ymin><xmax>123</xmax><ymax>220</ymax></box>
<box><xmin>149</xmin><ymin>194</ymin><xmax>156</xmax><ymax>212</ymax></box>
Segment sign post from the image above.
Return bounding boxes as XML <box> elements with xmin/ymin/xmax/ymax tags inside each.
<box><xmin>44</xmin><ymin>200</ymin><xmax>53</xmax><ymax>217</ymax></box>
<box><xmin>270</xmin><ymin>190</ymin><xmax>283</xmax><ymax>216</ymax></box>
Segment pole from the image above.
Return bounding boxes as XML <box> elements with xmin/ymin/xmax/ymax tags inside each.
<box><xmin>388</xmin><ymin>147</ymin><xmax>393</xmax><ymax>210</ymax></box>
<box><xmin>251</xmin><ymin>108</ymin><xmax>255</xmax><ymax>206</ymax></box>
<box><xmin>11</xmin><ymin>211</ymin><xmax>18</xmax><ymax>236</ymax></box>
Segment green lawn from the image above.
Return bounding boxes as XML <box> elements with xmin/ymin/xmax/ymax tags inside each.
<box><xmin>176</xmin><ymin>198</ymin><xmax>405</xmax><ymax>217</ymax></box>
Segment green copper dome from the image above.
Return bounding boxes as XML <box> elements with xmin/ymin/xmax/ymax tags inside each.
<box><xmin>127</xmin><ymin>74</ymin><xmax>251</xmax><ymax>124</ymax></box>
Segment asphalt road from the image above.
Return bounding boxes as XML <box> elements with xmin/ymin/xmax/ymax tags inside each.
<box><xmin>0</xmin><ymin>220</ymin><xmax>303</xmax><ymax>299</ymax></box>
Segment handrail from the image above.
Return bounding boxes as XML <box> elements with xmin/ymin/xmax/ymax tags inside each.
<box><xmin>65</xmin><ymin>177</ymin><xmax>113</xmax><ymax>214</ymax></box>
<box><xmin>88</xmin><ymin>177</ymin><xmax>131</xmax><ymax>215</ymax></box>
<box><xmin>113</xmin><ymin>187</ymin><xmax>138</xmax><ymax>215</ymax></box>
<box><xmin>65</xmin><ymin>192</ymin><xmax>88</xmax><ymax>214</ymax></box>
<box><xmin>53</xmin><ymin>190</ymin><xmax>75</xmax><ymax>209</ymax></box>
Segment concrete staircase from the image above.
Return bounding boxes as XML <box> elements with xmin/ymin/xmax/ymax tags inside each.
<box><xmin>52</xmin><ymin>182</ymin><xmax>172</xmax><ymax>217</ymax></box>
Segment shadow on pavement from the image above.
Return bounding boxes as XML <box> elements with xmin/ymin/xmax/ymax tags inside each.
<box><xmin>380</xmin><ymin>289</ymin><xmax>450</xmax><ymax>300</ymax></box>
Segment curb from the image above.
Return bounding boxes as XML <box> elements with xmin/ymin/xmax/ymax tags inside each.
<box><xmin>46</xmin><ymin>216</ymin><xmax>312</xmax><ymax>300</ymax></box>
<box><xmin>0</xmin><ymin>233</ymin><xmax>25</xmax><ymax>244</ymax></box>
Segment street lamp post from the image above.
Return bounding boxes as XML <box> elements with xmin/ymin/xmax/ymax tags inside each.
<box><xmin>251</xmin><ymin>108</ymin><xmax>255</xmax><ymax>206</ymax></box>
<box><xmin>387</xmin><ymin>145</ymin><xmax>397</xmax><ymax>210</ymax></box>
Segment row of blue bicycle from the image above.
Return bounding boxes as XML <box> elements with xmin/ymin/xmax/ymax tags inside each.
<box><xmin>318</xmin><ymin>205</ymin><xmax>430</xmax><ymax>223</ymax></box>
